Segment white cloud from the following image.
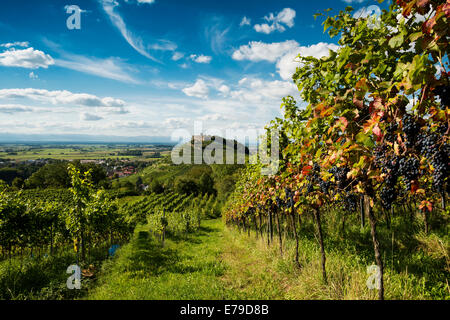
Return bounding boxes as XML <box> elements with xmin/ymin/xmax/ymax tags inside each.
<box><xmin>342</xmin><ymin>0</ymin><xmax>365</xmax><ymax>4</ymax></box>
<box><xmin>164</xmin><ymin>117</ymin><xmax>191</xmax><ymax>129</ymax></box>
<box><xmin>230</xmin><ymin>77</ymin><xmax>298</xmax><ymax>104</ymax></box>
<box><xmin>29</xmin><ymin>72</ymin><xmax>38</xmax><ymax>79</ymax></box>
<box><xmin>254</xmin><ymin>8</ymin><xmax>296</xmax><ymax>34</ymax></box>
<box><xmin>205</xmin><ymin>21</ymin><xmax>230</xmax><ymax>54</ymax></box>
<box><xmin>198</xmin><ymin>113</ymin><xmax>229</xmax><ymax>121</ymax></box>
<box><xmin>172</xmin><ymin>52</ymin><xmax>184</xmax><ymax>61</ymax></box>
<box><xmin>1</xmin><ymin>42</ymin><xmax>29</xmax><ymax>48</ymax></box>
<box><xmin>0</xmin><ymin>88</ymin><xmax>126</xmax><ymax>108</ymax></box>
<box><xmin>55</xmin><ymin>55</ymin><xmax>139</xmax><ymax>84</ymax></box>
<box><xmin>232</xmin><ymin>40</ymin><xmax>299</xmax><ymax>63</ymax></box>
<box><xmin>232</xmin><ymin>40</ymin><xmax>338</xmax><ymax>80</ymax></box>
<box><xmin>182</xmin><ymin>79</ymin><xmax>210</xmax><ymax>99</ymax></box>
<box><xmin>0</xmin><ymin>104</ymin><xmax>34</xmax><ymax>114</ymax></box>
<box><xmin>277</xmin><ymin>42</ymin><xmax>339</xmax><ymax>80</ymax></box>
<box><xmin>240</xmin><ymin>16</ymin><xmax>251</xmax><ymax>27</ymax></box>
<box><xmin>81</xmin><ymin>112</ymin><xmax>103</xmax><ymax>121</ymax></box>
<box><xmin>190</xmin><ymin>54</ymin><xmax>212</xmax><ymax>64</ymax></box>
<box><xmin>0</xmin><ymin>47</ymin><xmax>54</xmax><ymax>69</ymax></box>
<box><xmin>136</xmin><ymin>0</ymin><xmax>155</xmax><ymax>4</ymax></box>
<box><xmin>149</xmin><ymin>40</ymin><xmax>177</xmax><ymax>51</ymax></box>
<box><xmin>101</xmin><ymin>0</ymin><xmax>159</xmax><ymax>62</ymax></box>
<box><xmin>353</xmin><ymin>5</ymin><xmax>382</xmax><ymax>19</ymax></box>
<box><xmin>218</xmin><ymin>85</ymin><xmax>230</xmax><ymax>96</ymax></box>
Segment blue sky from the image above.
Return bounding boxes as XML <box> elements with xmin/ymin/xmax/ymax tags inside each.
<box><xmin>0</xmin><ymin>0</ymin><xmax>389</xmax><ymax>139</ymax></box>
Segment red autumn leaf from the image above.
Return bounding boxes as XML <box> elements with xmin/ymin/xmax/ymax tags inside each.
<box><xmin>443</xmin><ymin>3</ymin><xmax>450</xmax><ymax>18</ymax></box>
<box><xmin>339</xmin><ymin>117</ymin><xmax>348</xmax><ymax>130</ymax></box>
<box><xmin>301</xmin><ymin>165</ymin><xmax>312</xmax><ymax>176</ymax></box>
<box><xmin>372</xmin><ymin>125</ymin><xmax>383</xmax><ymax>140</ymax></box>
<box><xmin>411</xmin><ymin>180</ymin><xmax>419</xmax><ymax>193</ymax></box>
<box><xmin>423</xmin><ymin>15</ymin><xmax>437</xmax><ymax>34</ymax></box>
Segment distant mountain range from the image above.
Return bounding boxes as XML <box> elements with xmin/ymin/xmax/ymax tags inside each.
<box><xmin>0</xmin><ymin>133</ymin><xmax>175</xmax><ymax>144</ymax></box>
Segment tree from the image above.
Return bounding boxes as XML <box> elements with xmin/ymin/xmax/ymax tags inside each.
<box><xmin>198</xmin><ymin>173</ymin><xmax>216</xmax><ymax>195</ymax></box>
<box><xmin>150</xmin><ymin>179</ymin><xmax>164</xmax><ymax>194</ymax></box>
<box><xmin>12</xmin><ymin>177</ymin><xmax>24</xmax><ymax>189</ymax></box>
<box><xmin>175</xmin><ymin>178</ymin><xmax>198</xmax><ymax>195</ymax></box>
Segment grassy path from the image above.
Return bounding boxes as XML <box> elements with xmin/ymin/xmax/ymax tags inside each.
<box><xmin>88</xmin><ymin>219</ymin><xmax>228</xmax><ymax>299</ymax></box>
<box><xmin>88</xmin><ymin>218</ymin><xmax>293</xmax><ymax>300</ymax></box>
<box><xmin>88</xmin><ymin>218</ymin><xmax>444</xmax><ymax>300</ymax></box>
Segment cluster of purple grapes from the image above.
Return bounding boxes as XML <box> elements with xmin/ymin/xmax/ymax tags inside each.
<box><xmin>342</xmin><ymin>192</ymin><xmax>358</xmax><ymax>212</ymax></box>
<box><xmin>398</xmin><ymin>157</ymin><xmax>420</xmax><ymax>192</ymax></box>
<box><xmin>328</xmin><ymin>166</ymin><xmax>350</xmax><ymax>191</ymax></box>
<box><xmin>374</xmin><ymin>147</ymin><xmax>399</xmax><ymax>209</ymax></box>
<box><xmin>385</xmin><ymin>122</ymin><xmax>398</xmax><ymax>143</ymax></box>
<box><xmin>416</xmin><ymin>132</ymin><xmax>449</xmax><ymax>194</ymax></box>
<box><xmin>285</xmin><ymin>188</ymin><xmax>295</xmax><ymax>209</ymax></box>
<box><xmin>402</xmin><ymin>114</ymin><xmax>421</xmax><ymax>149</ymax></box>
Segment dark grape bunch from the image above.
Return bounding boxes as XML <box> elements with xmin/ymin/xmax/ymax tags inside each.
<box><xmin>374</xmin><ymin>144</ymin><xmax>388</xmax><ymax>169</ymax></box>
<box><xmin>329</xmin><ymin>166</ymin><xmax>350</xmax><ymax>190</ymax></box>
<box><xmin>305</xmin><ymin>163</ymin><xmax>321</xmax><ymax>195</ymax></box>
<box><xmin>402</xmin><ymin>114</ymin><xmax>420</xmax><ymax>148</ymax></box>
<box><xmin>385</xmin><ymin>122</ymin><xmax>398</xmax><ymax>143</ymax></box>
<box><xmin>380</xmin><ymin>186</ymin><xmax>397</xmax><ymax>210</ymax></box>
<box><xmin>342</xmin><ymin>192</ymin><xmax>358</xmax><ymax>212</ymax></box>
<box><xmin>398</xmin><ymin>157</ymin><xmax>420</xmax><ymax>192</ymax></box>
<box><xmin>276</xmin><ymin>196</ymin><xmax>284</xmax><ymax>209</ymax></box>
<box><xmin>417</xmin><ymin>132</ymin><xmax>449</xmax><ymax>193</ymax></box>
<box><xmin>284</xmin><ymin>188</ymin><xmax>295</xmax><ymax>209</ymax></box>
<box><xmin>319</xmin><ymin>180</ymin><xmax>331</xmax><ymax>195</ymax></box>
<box><xmin>381</xmin><ymin>158</ymin><xmax>399</xmax><ymax>210</ymax></box>
<box><xmin>430</xmin><ymin>148</ymin><xmax>449</xmax><ymax>193</ymax></box>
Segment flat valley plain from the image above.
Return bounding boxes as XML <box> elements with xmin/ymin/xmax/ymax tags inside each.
<box><xmin>0</xmin><ymin>143</ymin><xmax>173</xmax><ymax>162</ymax></box>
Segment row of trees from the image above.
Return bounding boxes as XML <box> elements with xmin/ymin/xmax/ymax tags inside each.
<box><xmin>224</xmin><ymin>0</ymin><xmax>449</xmax><ymax>300</ymax></box>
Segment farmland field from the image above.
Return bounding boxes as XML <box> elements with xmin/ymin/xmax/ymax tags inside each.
<box><xmin>0</xmin><ymin>144</ymin><xmax>173</xmax><ymax>161</ymax></box>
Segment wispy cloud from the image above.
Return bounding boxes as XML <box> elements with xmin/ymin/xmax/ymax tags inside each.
<box><xmin>81</xmin><ymin>112</ymin><xmax>104</xmax><ymax>121</ymax></box>
<box><xmin>0</xmin><ymin>104</ymin><xmax>34</xmax><ymax>114</ymax></box>
<box><xmin>55</xmin><ymin>54</ymin><xmax>140</xmax><ymax>84</ymax></box>
<box><xmin>42</xmin><ymin>38</ymin><xmax>140</xmax><ymax>83</ymax></box>
<box><xmin>100</xmin><ymin>0</ymin><xmax>160</xmax><ymax>62</ymax></box>
<box><xmin>342</xmin><ymin>0</ymin><xmax>366</xmax><ymax>4</ymax></box>
<box><xmin>1</xmin><ymin>42</ymin><xmax>29</xmax><ymax>48</ymax></box>
<box><xmin>205</xmin><ymin>18</ymin><xmax>231</xmax><ymax>55</ymax></box>
<box><xmin>0</xmin><ymin>88</ymin><xmax>126</xmax><ymax>108</ymax></box>
<box><xmin>240</xmin><ymin>16</ymin><xmax>251</xmax><ymax>27</ymax></box>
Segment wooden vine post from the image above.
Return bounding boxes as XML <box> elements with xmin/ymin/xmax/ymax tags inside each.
<box><xmin>313</xmin><ymin>208</ymin><xmax>327</xmax><ymax>284</ymax></box>
<box><xmin>290</xmin><ymin>206</ymin><xmax>300</xmax><ymax>268</ymax></box>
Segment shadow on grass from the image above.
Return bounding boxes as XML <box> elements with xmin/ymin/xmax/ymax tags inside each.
<box><xmin>297</xmin><ymin>210</ymin><xmax>449</xmax><ymax>297</ymax></box>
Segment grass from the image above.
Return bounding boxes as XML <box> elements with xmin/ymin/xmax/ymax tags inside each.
<box><xmin>2</xmin><ymin>210</ymin><xmax>446</xmax><ymax>300</ymax></box>
<box><xmin>87</xmin><ymin>212</ymin><xmax>449</xmax><ymax>300</ymax></box>
<box><xmin>87</xmin><ymin>220</ymin><xmax>227</xmax><ymax>300</ymax></box>
<box><xmin>0</xmin><ymin>246</ymin><xmax>110</xmax><ymax>300</ymax></box>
